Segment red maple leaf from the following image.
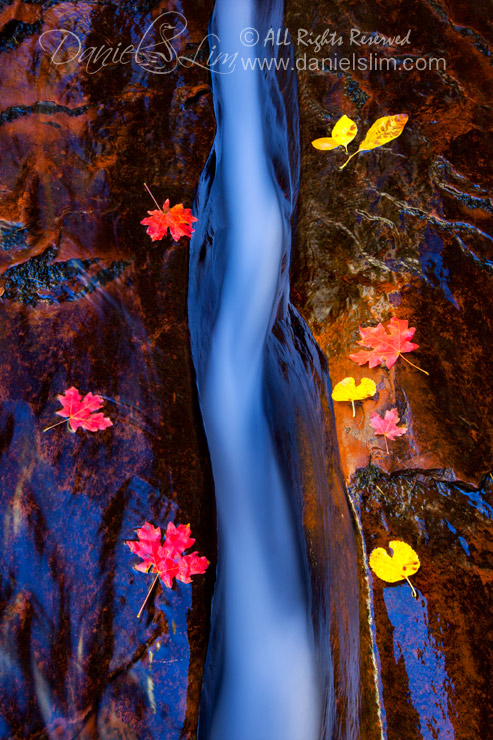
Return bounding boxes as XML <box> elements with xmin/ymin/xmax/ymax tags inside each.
<box><xmin>126</xmin><ymin>521</ymin><xmax>209</xmax><ymax>597</ymax></box>
<box><xmin>163</xmin><ymin>520</ymin><xmax>196</xmax><ymax>553</ymax></box>
<box><xmin>141</xmin><ymin>199</ymin><xmax>198</xmax><ymax>242</ymax></box>
<box><xmin>349</xmin><ymin>317</ymin><xmax>426</xmax><ymax>373</ymax></box>
<box><xmin>370</xmin><ymin>407</ymin><xmax>407</xmax><ymax>453</ymax></box>
<box><xmin>46</xmin><ymin>386</ymin><xmax>113</xmax><ymax>433</ymax></box>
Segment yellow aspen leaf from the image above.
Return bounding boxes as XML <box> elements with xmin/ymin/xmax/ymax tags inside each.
<box><xmin>331</xmin><ymin>376</ymin><xmax>376</xmax><ymax>417</ymax></box>
<box><xmin>312</xmin><ymin>114</ymin><xmax>358</xmax><ymax>153</ymax></box>
<box><xmin>359</xmin><ymin>113</ymin><xmax>409</xmax><ymax>151</ymax></box>
<box><xmin>311</xmin><ymin>137</ymin><xmax>340</xmax><ymax>151</ymax></box>
<box><xmin>369</xmin><ymin>539</ymin><xmax>420</xmax><ymax>597</ymax></box>
<box><xmin>331</xmin><ymin>114</ymin><xmax>358</xmax><ymax>152</ymax></box>
<box><xmin>340</xmin><ymin>113</ymin><xmax>409</xmax><ymax>169</ymax></box>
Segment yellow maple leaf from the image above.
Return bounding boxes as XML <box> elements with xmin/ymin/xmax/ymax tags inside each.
<box><xmin>340</xmin><ymin>113</ymin><xmax>408</xmax><ymax>169</ymax></box>
<box><xmin>312</xmin><ymin>114</ymin><xmax>358</xmax><ymax>153</ymax></box>
<box><xmin>369</xmin><ymin>540</ymin><xmax>420</xmax><ymax>597</ymax></box>
<box><xmin>331</xmin><ymin>376</ymin><xmax>376</xmax><ymax>417</ymax></box>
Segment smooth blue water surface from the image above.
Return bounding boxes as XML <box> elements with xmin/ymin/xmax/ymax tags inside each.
<box><xmin>190</xmin><ymin>1</ymin><xmax>322</xmax><ymax>739</ymax></box>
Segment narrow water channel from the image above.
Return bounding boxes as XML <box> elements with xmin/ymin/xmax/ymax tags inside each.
<box><xmin>189</xmin><ymin>1</ymin><xmax>323</xmax><ymax>738</ymax></box>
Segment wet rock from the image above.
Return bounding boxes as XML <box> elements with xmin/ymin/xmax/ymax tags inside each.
<box><xmin>349</xmin><ymin>467</ymin><xmax>493</xmax><ymax>740</ymax></box>
<box><xmin>286</xmin><ymin>0</ymin><xmax>493</xmax><ymax>486</ymax></box>
<box><xmin>286</xmin><ymin>0</ymin><xmax>493</xmax><ymax>736</ymax></box>
<box><xmin>0</xmin><ymin>1</ymin><xmax>216</xmax><ymax>738</ymax></box>
<box><xmin>265</xmin><ymin>307</ymin><xmax>382</xmax><ymax>740</ymax></box>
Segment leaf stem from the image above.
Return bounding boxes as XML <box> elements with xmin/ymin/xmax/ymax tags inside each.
<box><xmin>400</xmin><ymin>353</ymin><xmax>429</xmax><ymax>375</ymax></box>
<box><xmin>385</xmin><ymin>437</ymin><xmax>389</xmax><ymax>455</ymax></box>
<box><xmin>351</xmin><ymin>399</ymin><xmax>355</xmax><ymax>417</ymax></box>
<box><xmin>44</xmin><ymin>405</ymin><xmax>102</xmax><ymax>432</ymax></box>
<box><xmin>340</xmin><ymin>150</ymin><xmax>359</xmax><ymax>170</ymax></box>
<box><xmin>144</xmin><ymin>182</ymin><xmax>163</xmax><ymax>212</ymax></box>
<box><xmin>137</xmin><ymin>572</ymin><xmax>160</xmax><ymax>619</ymax></box>
<box><xmin>43</xmin><ymin>418</ymin><xmax>67</xmax><ymax>433</ymax></box>
<box><xmin>405</xmin><ymin>576</ymin><xmax>417</xmax><ymax>599</ymax></box>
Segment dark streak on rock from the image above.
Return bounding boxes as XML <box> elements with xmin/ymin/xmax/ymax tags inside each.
<box><xmin>0</xmin><ymin>102</ymin><xmax>90</xmax><ymax>126</ymax></box>
<box><xmin>1</xmin><ymin>247</ymin><xmax>130</xmax><ymax>305</ymax></box>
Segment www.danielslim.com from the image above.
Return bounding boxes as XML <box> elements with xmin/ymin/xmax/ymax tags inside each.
<box><xmin>241</xmin><ymin>53</ymin><xmax>446</xmax><ymax>72</ymax></box>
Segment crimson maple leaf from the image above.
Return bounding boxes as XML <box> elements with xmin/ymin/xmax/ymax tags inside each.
<box><xmin>126</xmin><ymin>521</ymin><xmax>209</xmax><ymax>615</ymax></box>
<box><xmin>45</xmin><ymin>386</ymin><xmax>113</xmax><ymax>433</ymax></box>
<box><xmin>141</xmin><ymin>199</ymin><xmax>198</xmax><ymax>242</ymax></box>
<box><xmin>370</xmin><ymin>407</ymin><xmax>407</xmax><ymax>454</ymax></box>
<box><xmin>349</xmin><ymin>317</ymin><xmax>427</xmax><ymax>373</ymax></box>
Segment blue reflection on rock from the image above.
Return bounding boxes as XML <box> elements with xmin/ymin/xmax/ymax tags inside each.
<box><xmin>384</xmin><ymin>584</ymin><xmax>456</xmax><ymax>740</ymax></box>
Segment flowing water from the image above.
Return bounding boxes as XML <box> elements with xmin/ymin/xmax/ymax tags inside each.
<box><xmin>189</xmin><ymin>1</ymin><xmax>322</xmax><ymax>738</ymax></box>
<box><xmin>2</xmin><ymin>0</ymin><xmax>491</xmax><ymax>738</ymax></box>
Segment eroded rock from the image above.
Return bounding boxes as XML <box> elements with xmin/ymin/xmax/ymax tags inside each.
<box><xmin>0</xmin><ymin>2</ymin><xmax>216</xmax><ymax>737</ymax></box>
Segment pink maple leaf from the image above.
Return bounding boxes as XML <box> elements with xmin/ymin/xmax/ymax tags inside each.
<box><xmin>370</xmin><ymin>407</ymin><xmax>407</xmax><ymax>454</ymax></box>
<box><xmin>47</xmin><ymin>386</ymin><xmax>113</xmax><ymax>433</ymax></box>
